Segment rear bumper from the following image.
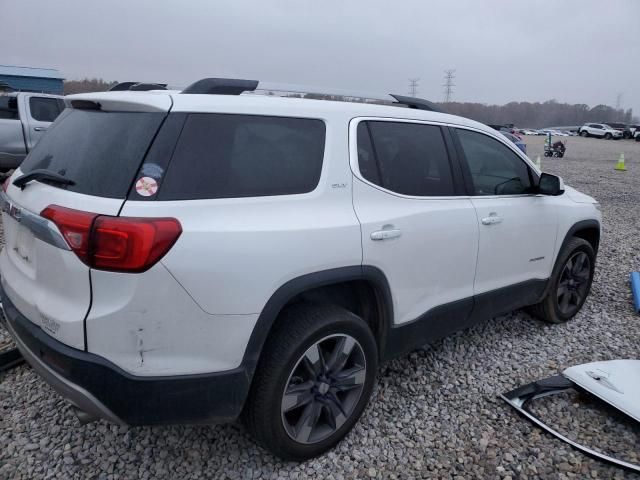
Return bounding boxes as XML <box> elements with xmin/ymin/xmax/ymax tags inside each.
<box><xmin>0</xmin><ymin>284</ymin><xmax>250</xmax><ymax>426</ymax></box>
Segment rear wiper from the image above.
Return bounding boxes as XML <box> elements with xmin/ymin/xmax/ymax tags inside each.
<box><xmin>13</xmin><ymin>169</ymin><xmax>75</xmax><ymax>190</ymax></box>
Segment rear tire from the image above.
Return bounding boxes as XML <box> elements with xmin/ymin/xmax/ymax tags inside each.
<box><xmin>528</xmin><ymin>237</ymin><xmax>595</xmax><ymax>324</ymax></box>
<box><xmin>243</xmin><ymin>303</ymin><xmax>378</xmax><ymax>460</ymax></box>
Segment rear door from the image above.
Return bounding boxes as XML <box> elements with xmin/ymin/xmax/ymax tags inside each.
<box><xmin>21</xmin><ymin>94</ymin><xmax>65</xmax><ymax>149</ymax></box>
<box><xmin>1</xmin><ymin>95</ymin><xmax>169</xmax><ymax>348</ymax></box>
<box><xmin>351</xmin><ymin>118</ymin><xmax>479</xmax><ymax>330</ymax></box>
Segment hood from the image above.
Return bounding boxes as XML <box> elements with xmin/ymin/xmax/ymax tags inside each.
<box><xmin>564</xmin><ymin>185</ymin><xmax>597</xmax><ymax>204</ymax></box>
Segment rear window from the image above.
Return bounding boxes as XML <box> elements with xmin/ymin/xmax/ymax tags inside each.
<box><xmin>156</xmin><ymin>113</ymin><xmax>325</xmax><ymax>200</ymax></box>
<box><xmin>29</xmin><ymin>97</ymin><xmax>64</xmax><ymax>122</ymax></box>
<box><xmin>19</xmin><ymin>109</ymin><xmax>164</xmax><ymax>198</ymax></box>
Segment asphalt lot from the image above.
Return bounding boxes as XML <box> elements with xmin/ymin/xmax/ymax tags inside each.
<box><xmin>1</xmin><ymin>135</ymin><xmax>639</xmax><ymax>479</ymax></box>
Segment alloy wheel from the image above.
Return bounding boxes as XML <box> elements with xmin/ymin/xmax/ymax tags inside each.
<box><xmin>556</xmin><ymin>251</ymin><xmax>591</xmax><ymax>316</ymax></box>
<box><xmin>281</xmin><ymin>334</ymin><xmax>366</xmax><ymax>444</ymax></box>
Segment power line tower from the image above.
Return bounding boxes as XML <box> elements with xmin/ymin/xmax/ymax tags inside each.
<box><xmin>408</xmin><ymin>78</ymin><xmax>420</xmax><ymax>97</ymax></box>
<box><xmin>443</xmin><ymin>69</ymin><xmax>456</xmax><ymax>103</ymax></box>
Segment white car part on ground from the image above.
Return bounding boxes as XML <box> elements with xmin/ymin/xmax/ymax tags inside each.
<box><xmin>501</xmin><ymin>359</ymin><xmax>640</xmax><ymax>474</ymax></box>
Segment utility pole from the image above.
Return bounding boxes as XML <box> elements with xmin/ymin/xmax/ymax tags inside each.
<box><xmin>443</xmin><ymin>69</ymin><xmax>456</xmax><ymax>103</ymax></box>
<box><xmin>408</xmin><ymin>78</ymin><xmax>420</xmax><ymax>97</ymax></box>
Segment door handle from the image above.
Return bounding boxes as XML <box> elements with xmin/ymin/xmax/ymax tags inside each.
<box><xmin>371</xmin><ymin>228</ymin><xmax>402</xmax><ymax>241</ymax></box>
<box><xmin>481</xmin><ymin>213</ymin><xmax>503</xmax><ymax>225</ymax></box>
<box><xmin>34</xmin><ymin>127</ymin><xmax>47</xmax><ymax>132</ymax></box>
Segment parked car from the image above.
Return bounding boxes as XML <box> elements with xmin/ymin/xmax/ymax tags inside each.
<box><xmin>578</xmin><ymin>123</ymin><xmax>623</xmax><ymax>139</ymax></box>
<box><xmin>0</xmin><ymin>78</ymin><xmax>601</xmax><ymax>460</ymax></box>
<box><xmin>501</xmin><ymin>131</ymin><xmax>527</xmax><ymax>154</ymax></box>
<box><xmin>521</xmin><ymin>129</ymin><xmax>539</xmax><ymax>135</ymax></box>
<box><xmin>0</xmin><ymin>92</ymin><xmax>66</xmax><ymax>172</ymax></box>
<box><xmin>635</xmin><ymin>129</ymin><xmax>640</xmax><ymax>141</ymax></box>
<box><xmin>603</xmin><ymin>122</ymin><xmax>634</xmax><ymax>139</ymax></box>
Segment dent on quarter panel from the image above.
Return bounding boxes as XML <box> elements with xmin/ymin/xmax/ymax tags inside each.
<box><xmin>85</xmin><ymin>263</ymin><xmax>259</xmax><ymax>376</ymax></box>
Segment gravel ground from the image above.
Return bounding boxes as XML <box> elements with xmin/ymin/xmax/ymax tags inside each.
<box><xmin>1</xmin><ymin>136</ymin><xmax>639</xmax><ymax>479</ymax></box>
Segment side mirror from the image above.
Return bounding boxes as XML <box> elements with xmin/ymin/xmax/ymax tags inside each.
<box><xmin>538</xmin><ymin>172</ymin><xmax>564</xmax><ymax>196</ymax></box>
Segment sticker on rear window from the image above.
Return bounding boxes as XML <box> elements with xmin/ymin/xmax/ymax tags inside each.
<box><xmin>135</xmin><ymin>176</ymin><xmax>158</xmax><ymax>197</ymax></box>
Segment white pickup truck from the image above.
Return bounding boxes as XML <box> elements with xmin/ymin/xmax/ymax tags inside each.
<box><xmin>0</xmin><ymin>92</ymin><xmax>65</xmax><ymax>172</ymax></box>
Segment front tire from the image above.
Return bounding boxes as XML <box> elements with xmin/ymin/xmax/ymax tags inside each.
<box><xmin>243</xmin><ymin>303</ymin><xmax>378</xmax><ymax>460</ymax></box>
<box><xmin>528</xmin><ymin>237</ymin><xmax>595</xmax><ymax>324</ymax></box>
<box><xmin>604</xmin><ymin>133</ymin><xmax>612</xmax><ymax>140</ymax></box>
<box><xmin>580</xmin><ymin>130</ymin><xmax>589</xmax><ymax>137</ymax></box>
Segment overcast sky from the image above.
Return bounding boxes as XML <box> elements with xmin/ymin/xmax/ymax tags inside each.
<box><xmin>3</xmin><ymin>0</ymin><xmax>639</xmax><ymax>114</ymax></box>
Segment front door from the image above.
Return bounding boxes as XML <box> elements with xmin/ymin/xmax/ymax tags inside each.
<box><xmin>452</xmin><ymin>127</ymin><xmax>558</xmax><ymax>310</ymax></box>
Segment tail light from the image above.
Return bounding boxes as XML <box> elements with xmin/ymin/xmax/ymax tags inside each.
<box><xmin>41</xmin><ymin>205</ymin><xmax>181</xmax><ymax>273</ymax></box>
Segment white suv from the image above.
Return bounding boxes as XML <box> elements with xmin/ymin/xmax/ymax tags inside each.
<box><xmin>578</xmin><ymin>123</ymin><xmax>623</xmax><ymax>139</ymax></box>
<box><xmin>0</xmin><ymin>78</ymin><xmax>601</xmax><ymax>460</ymax></box>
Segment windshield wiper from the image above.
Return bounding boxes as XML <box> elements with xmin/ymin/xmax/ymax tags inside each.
<box><xmin>13</xmin><ymin>169</ymin><xmax>75</xmax><ymax>190</ymax></box>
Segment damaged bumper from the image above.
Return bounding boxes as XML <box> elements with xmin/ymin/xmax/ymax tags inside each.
<box><xmin>0</xmin><ymin>283</ymin><xmax>250</xmax><ymax>426</ymax></box>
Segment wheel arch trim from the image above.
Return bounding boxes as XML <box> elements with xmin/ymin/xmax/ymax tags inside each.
<box><xmin>240</xmin><ymin>265</ymin><xmax>394</xmax><ymax>377</ymax></box>
<box><xmin>543</xmin><ymin>219</ymin><xmax>600</xmax><ymax>299</ymax></box>
<box><xmin>559</xmin><ymin>219</ymin><xmax>601</xmax><ymax>256</ymax></box>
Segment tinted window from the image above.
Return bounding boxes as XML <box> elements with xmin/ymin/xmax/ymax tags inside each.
<box><xmin>29</xmin><ymin>97</ymin><xmax>63</xmax><ymax>122</ymax></box>
<box><xmin>357</xmin><ymin>121</ymin><xmax>454</xmax><ymax>196</ymax></box>
<box><xmin>20</xmin><ymin>109</ymin><xmax>164</xmax><ymax>198</ymax></box>
<box><xmin>356</xmin><ymin>122</ymin><xmax>381</xmax><ymax>186</ymax></box>
<box><xmin>0</xmin><ymin>96</ymin><xmax>18</xmax><ymax>120</ymax></box>
<box><xmin>158</xmin><ymin>114</ymin><xmax>325</xmax><ymax>200</ymax></box>
<box><xmin>456</xmin><ymin>129</ymin><xmax>532</xmax><ymax>196</ymax></box>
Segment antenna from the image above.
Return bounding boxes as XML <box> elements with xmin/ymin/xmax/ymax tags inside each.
<box><xmin>443</xmin><ymin>69</ymin><xmax>456</xmax><ymax>103</ymax></box>
<box><xmin>408</xmin><ymin>78</ymin><xmax>420</xmax><ymax>97</ymax></box>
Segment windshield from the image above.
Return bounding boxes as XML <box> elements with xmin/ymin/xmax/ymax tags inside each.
<box><xmin>20</xmin><ymin>108</ymin><xmax>165</xmax><ymax>198</ymax></box>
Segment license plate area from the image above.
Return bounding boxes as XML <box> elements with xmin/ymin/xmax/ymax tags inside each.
<box><xmin>11</xmin><ymin>222</ymin><xmax>36</xmax><ymax>271</ymax></box>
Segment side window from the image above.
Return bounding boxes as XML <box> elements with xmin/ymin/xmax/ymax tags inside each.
<box><xmin>0</xmin><ymin>96</ymin><xmax>19</xmax><ymax>120</ymax></box>
<box><xmin>158</xmin><ymin>114</ymin><xmax>325</xmax><ymax>200</ymax></box>
<box><xmin>456</xmin><ymin>129</ymin><xmax>533</xmax><ymax>196</ymax></box>
<box><xmin>29</xmin><ymin>97</ymin><xmax>63</xmax><ymax>122</ymax></box>
<box><xmin>356</xmin><ymin>120</ymin><xmax>454</xmax><ymax>196</ymax></box>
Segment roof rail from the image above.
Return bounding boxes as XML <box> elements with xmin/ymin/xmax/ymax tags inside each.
<box><xmin>255</xmin><ymin>82</ymin><xmax>392</xmax><ymax>102</ymax></box>
<box><xmin>109</xmin><ymin>82</ymin><xmax>168</xmax><ymax>92</ymax></box>
<box><xmin>177</xmin><ymin>77</ymin><xmax>445</xmax><ymax>112</ymax></box>
<box><xmin>182</xmin><ymin>78</ymin><xmax>258</xmax><ymax>95</ymax></box>
<box><xmin>389</xmin><ymin>94</ymin><xmax>443</xmax><ymax>113</ymax></box>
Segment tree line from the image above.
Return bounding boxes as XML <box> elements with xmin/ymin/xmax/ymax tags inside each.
<box><xmin>63</xmin><ymin>79</ymin><xmax>637</xmax><ymax>127</ymax></box>
<box><xmin>440</xmin><ymin>100</ymin><xmax>636</xmax><ymax>128</ymax></box>
<box><xmin>63</xmin><ymin>78</ymin><xmax>117</xmax><ymax>95</ymax></box>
